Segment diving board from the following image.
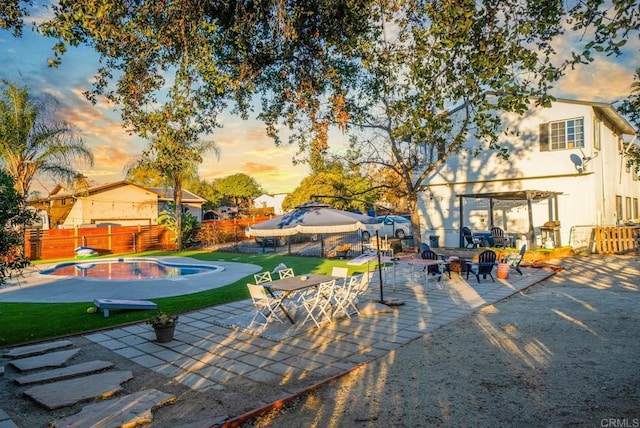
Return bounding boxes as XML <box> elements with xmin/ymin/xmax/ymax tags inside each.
<box><xmin>93</xmin><ymin>298</ymin><xmax>158</xmax><ymax>317</ymax></box>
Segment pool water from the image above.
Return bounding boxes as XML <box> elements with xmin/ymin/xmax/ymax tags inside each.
<box><xmin>41</xmin><ymin>258</ymin><xmax>221</xmax><ymax>280</ymax></box>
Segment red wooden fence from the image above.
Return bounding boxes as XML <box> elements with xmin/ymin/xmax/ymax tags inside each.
<box><xmin>24</xmin><ymin>216</ymin><xmax>272</xmax><ymax>261</ymax></box>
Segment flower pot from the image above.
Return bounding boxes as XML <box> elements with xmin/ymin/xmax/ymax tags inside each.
<box><xmin>153</xmin><ymin>325</ymin><xmax>176</xmax><ymax>343</ymax></box>
<box><xmin>497</xmin><ymin>263</ymin><xmax>510</xmax><ymax>279</ymax></box>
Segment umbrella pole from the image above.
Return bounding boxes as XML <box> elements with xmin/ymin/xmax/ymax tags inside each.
<box><xmin>375</xmin><ymin>230</ymin><xmax>403</xmax><ymax>306</ymax></box>
<box><xmin>376</xmin><ymin>231</ymin><xmax>384</xmax><ymax>303</ymax></box>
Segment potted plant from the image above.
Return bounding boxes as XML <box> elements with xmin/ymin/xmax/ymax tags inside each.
<box><xmin>335</xmin><ymin>244</ymin><xmax>351</xmax><ymax>259</ymax></box>
<box><xmin>147</xmin><ymin>311</ymin><xmax>179</xmax><ymax>343</ymax></box>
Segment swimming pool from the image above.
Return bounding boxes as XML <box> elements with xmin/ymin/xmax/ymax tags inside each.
<box><xmin>40</xmin><ymin>258</ymin><xmax>223</xmax><ymax>280</ymax></box>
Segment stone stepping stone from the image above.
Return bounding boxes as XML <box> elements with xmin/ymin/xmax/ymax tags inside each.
<box><xmin>49</xmin><ymin>388</ymin><xmax>175</xmax><ymax>428</ymax></box>
<box><xmin>14</xmin><ymin>360</ymin><xmax>114</xmax><ymax>385</ymax></box>
<box><xmin>0</xmin><ymin>409</ymin><xmax>18</xmax><ymax>428</ymax></box>
<box><xmin>24</xmin><ymin>370</ymin><xmax>133</xmax><ymax>410</ymax></box>
<box><xmin>10</xmin><ymin>349</ymin><xmax>80</xmax><ymax>372</ymax></box>
<box><xmin>3</xmin><ymin>340</ymin><xmax>73</xmax><ymax>358</ymax></box>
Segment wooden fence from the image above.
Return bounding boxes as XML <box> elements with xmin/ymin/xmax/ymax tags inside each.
<box><xmin>25</xmin><ymin>225</ymin><xmax>177</xmax><ymax>260</ymax></box>
<box><xmin>593</xmin><ymin>226</ymin><xmax>640</xmax><ymax>254</ymax></box>
<box><xmin>24</xmin><ymin>216</ymin><xmax>272</xmax><ymax>261</ymax></box>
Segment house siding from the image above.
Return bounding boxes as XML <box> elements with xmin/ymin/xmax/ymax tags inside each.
<box><xmin>419</xmin><ymin>99</ymin><xmax>638</xmax><ymax>248</ymax></box>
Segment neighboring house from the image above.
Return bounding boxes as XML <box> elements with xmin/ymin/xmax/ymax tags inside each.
<box><xmin>417</xmin><ymin>97</ymin><xmax>638</xmax><ymax>249</ymax></box>
<box><xmin>253</xmin><ymin>193</ymin><xmax>288</xmax><ymax>215</ymax></box>
<box><xmin>29</xmin><ymin>181</ymin><xmax>206</xmax><ymax>228</ymax></box>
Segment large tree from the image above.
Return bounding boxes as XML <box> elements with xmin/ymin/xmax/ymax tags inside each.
<box><xmin>343</xmin><ymin>1</ymin><xmax>565</xmax><ymax>245</ymax></box>
<box><xmin>216</xmin><ymin>173</ymin><xmax>263</xmax><ymax>210</ymax></box>
<box><xmin>283</xmin><ymin>160</ymin><xmax>379</xmax><ymax>213</ymax></box>
<box><xmin>0</xmin><ymin>0</ymin><xmax>30</xmax><ymax>37</ymax></box>
<box><xmin>0</xmin><ymin>81</ymin><xmax>93</xmax><ymax>198</ymax></box>
<box><xmin>127</xmin><ymin>130</ymin><xmax>217</xmax><ymax>251</ymax></box>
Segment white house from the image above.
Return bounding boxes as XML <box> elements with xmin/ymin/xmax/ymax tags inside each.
<box><xmin>417</xmin><ymin>97</ymin><xmax>638</xmax><ymax>250</ymax></box>
<box><xmin>253</xmin><ymin>193</ymin><xmax>288</xmax><ymax>215</ymax></box>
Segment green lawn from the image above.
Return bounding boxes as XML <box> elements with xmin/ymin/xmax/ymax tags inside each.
<box><xmin>0</xmin><ymin>250</ymin><xmax>368</xmax><ymax>348</ymax></box>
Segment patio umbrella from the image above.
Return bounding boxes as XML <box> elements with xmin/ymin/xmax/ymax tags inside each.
<box><xmin>247</xmin><ymin>202</ymin><xmax>393</xmax><ymax>305</ymax></box>
<box><xmin>246</xmin><ymin>202</ymin><xmax>380</xmax><ymax>236</ymax></box>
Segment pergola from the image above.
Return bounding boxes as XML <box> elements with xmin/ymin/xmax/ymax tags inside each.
<box><xmin>457</xmin><ymin>190</ymin><xmax>563</xmax><ymax>250</ymax></box>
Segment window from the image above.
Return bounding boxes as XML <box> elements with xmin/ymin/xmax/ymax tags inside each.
<box><xmin>616</xmin><ymin>195</ymin><xmax>623</xmax><ymax>222</ymax></box>
<box><xmin>626</xmin><ymin>197</ymin><xmax>632</xmax><ymax>220</ymax></box>
<box><xmin>550</xmin><ymin>117</ymin><xmax>584</xmax><ymax>150</ymax></box>
<box><xmin>634</xmin><ymin>198</ymin><xmax>638</xmax><ymax>220</ymax></box>
<box><xmin>593</xmin><ymin>119</ymin><xmax>601</xmax><ymax>150</ymax></box>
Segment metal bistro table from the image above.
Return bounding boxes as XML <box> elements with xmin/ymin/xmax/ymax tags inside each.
<box><xmin>263</xmin><ymin>273</ymin><xmax>336</xmax><ymax>324</ymax></box>
<box><xmin>382</xmin><ymin>256</ymin><xmax>449</xmax><ymax>289</ymax></box>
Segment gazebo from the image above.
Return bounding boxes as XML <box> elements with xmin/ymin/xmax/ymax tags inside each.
<box><xmin>457</xmin><ymin>190</ymin><xmax>562</xmax><ymax>250</ymax></box>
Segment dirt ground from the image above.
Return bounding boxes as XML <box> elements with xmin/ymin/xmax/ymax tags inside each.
<box><xmin>1</xmin><ymin>254</ymin><xmax>639</xmax><ymax>427</ymax></box>
<box><xmin>247</xmin><ymin>254</ymin><xmax>640</xmax><ymax>427</ymax></box>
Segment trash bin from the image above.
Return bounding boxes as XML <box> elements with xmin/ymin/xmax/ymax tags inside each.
<box><xmin>429</xmin><ymin>235</ymin><xmax>440</xmax><ymax>248</ymax></box>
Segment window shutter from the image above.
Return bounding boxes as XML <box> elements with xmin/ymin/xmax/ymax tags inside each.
<box><xmin>539</xmin><ymin>123</ymin><xmax>549</xmax><ymax>152</ymax></box>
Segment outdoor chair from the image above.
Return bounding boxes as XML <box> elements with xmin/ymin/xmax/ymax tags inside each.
<box><xmin>502</xmin><ymin>244</ymin><xmax>526</xmax><ymax>275</ymax></box>
<box><xmin>300</xmin><ymin>280</ymin><xmax>336</xmax><ymax>327</ymax></box>
<box><xmin>420</xmin><ymin>249</ymin><xmax>448</xmax><ymax>281</ymax></box>
<box><xmin>277</xmin><ymin>268</ymin><xmax>295</xmax><ymax>279</ymax></box>
<box><xmin>254</xmin><ymin>271</ymin><xmax>272</xmax><ymax>284</ymax></box>
<box><xmin>466</xmin><ymin>250</ymin><xmax>497</xmax><ymax>282</ymax></box>
<box><xmin>246</xmin><ymin>283</ymin><xmax>284</xmax><ymax>328</ymax></box>
<box><xmin>331</xmin><ymin>266</ymin><xmax>349</xmax><ymax>286</ymax></box>
<box><xmin>490</xmin><ymin>227</ymin><xmax>508</xmax><ymax>248</ymax></box>
<box><xmin>462</xmin><ymin>226</ymin><xmax>483</xmax><ymax>248</ymax></box>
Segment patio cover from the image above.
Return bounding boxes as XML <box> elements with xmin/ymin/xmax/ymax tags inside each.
<box><xmin>458</xmin><ymin>190</ymin><xmax>563</xmax><ymax>250</ymax></box>
<box><xmin>246</xmin><ymin>202</ymin><xmax>380</xmax><ymax>237</ymax></box>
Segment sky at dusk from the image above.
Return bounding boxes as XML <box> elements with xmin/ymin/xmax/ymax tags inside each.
<box><xmin>0</xmin><ymin>4</ymin><xmax>638</xmax><ymax>196</ymax></box>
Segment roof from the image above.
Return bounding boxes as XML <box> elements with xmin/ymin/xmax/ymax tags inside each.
<box><xmin>450</xmin><ymin>95</ymin><xmax>637</xmax><ymax>136</ymax></box>
<box><xmin>458</xmin><ymin>190</ymin><xmax>562</xmax><ymax>201</ymax></box>
<box><xmin>37</xmin><ymin>180</ymin><xmax>206</xmax><ymax>203</ymax></box>
<box><xmin>146</xmin><ymin>187</ymin><xmax>206</xmax><ymax>202</ymax></box>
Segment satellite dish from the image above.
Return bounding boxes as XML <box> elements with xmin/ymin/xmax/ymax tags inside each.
<box><xmin>570</xmin><ymin>153</ymin><xmax>584</xmax><ymax>173</ymax></box>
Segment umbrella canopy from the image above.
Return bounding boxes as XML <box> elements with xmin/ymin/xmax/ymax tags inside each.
<box><xmin>246</xmin><ymin>202</ymin><xmax>380</xmax><ymax>237</ymax></box>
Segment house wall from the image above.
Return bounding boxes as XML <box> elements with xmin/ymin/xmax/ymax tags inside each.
<box><xmin>64</xmin><ymin>185</ymin><xmax>158</xmax><ymax>227</ymax></box>
<box><xmin>418</xmin><ymin>99</ymin><xmax>638</xmax><ymax>248</ymax></box>
<box><xmin>253</xmin><ymin>193</ymin><xmax>287</xmax><ymax>215</ymax></box>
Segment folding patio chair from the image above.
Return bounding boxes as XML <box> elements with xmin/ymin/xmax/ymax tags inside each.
<box><xmin>254</xmin><ymin>271</ymin><xmax>272</xmax><ymax>284</ymax></box>
<box><xmin>331</xmin><ymin>266</ymin><xmax>349</xmax><ymax>286</ymax></box>
<box><xmin>277</xmin><ymin>268</ymin><xmax>295</xmax><ymax>279</ymax></box>
<box><xmin>300</xmin><ymin>280</ymin><xmax>336</xmax><ymax>327</ymax></box>
<box><xmin>246</xmin><ymin>283</ymin><xmax>284</xmax><ymax>328</ymax></box>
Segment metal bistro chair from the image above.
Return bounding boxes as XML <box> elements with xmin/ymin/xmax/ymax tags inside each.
<box><xmin>246</xmin><ymin>283</ymin><xmax>284</xmax><ymax>328</ymax></box>
<box><xmin>300</xmin><ymin>280</ymin><xmax>336</xmax><ymax>327</ymax></box>
<box><xmin>466</xmin><ymin>250</ymin><xmax>497</xmax><ymax>283</ymax></box>
<box><xmin>331</xmin><ymin>266</ymin><xmax>349</xmax><ymax>286</ymax></box>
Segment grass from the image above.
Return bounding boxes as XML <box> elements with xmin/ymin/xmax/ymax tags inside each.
<box><xmin>0</xmin><ymin>249</ymin><xmax>368</xmax><ymax>348</ymax></box>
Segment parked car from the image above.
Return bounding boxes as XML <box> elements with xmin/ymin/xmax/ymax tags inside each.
<box><xmin>361</xmin><ymin>215</ymin><xmax>413</xmax><ymax>240</ymax></box>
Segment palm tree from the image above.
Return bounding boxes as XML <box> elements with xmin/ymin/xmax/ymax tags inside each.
<box><xmin>0</xmin><ymin>81</ymin><xmax>93</xmax><ymax>198</ymax></box>
<box><xmin>127</xmin><ymin>128</ymin><xmax>218</xmax><ymax>251</ymax></box>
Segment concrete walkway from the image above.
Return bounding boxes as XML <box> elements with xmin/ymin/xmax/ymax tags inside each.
<box><xmin>0</xmin><ymin>262</ymin><xmax>554</xmax><ymax>426</ymax></box>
